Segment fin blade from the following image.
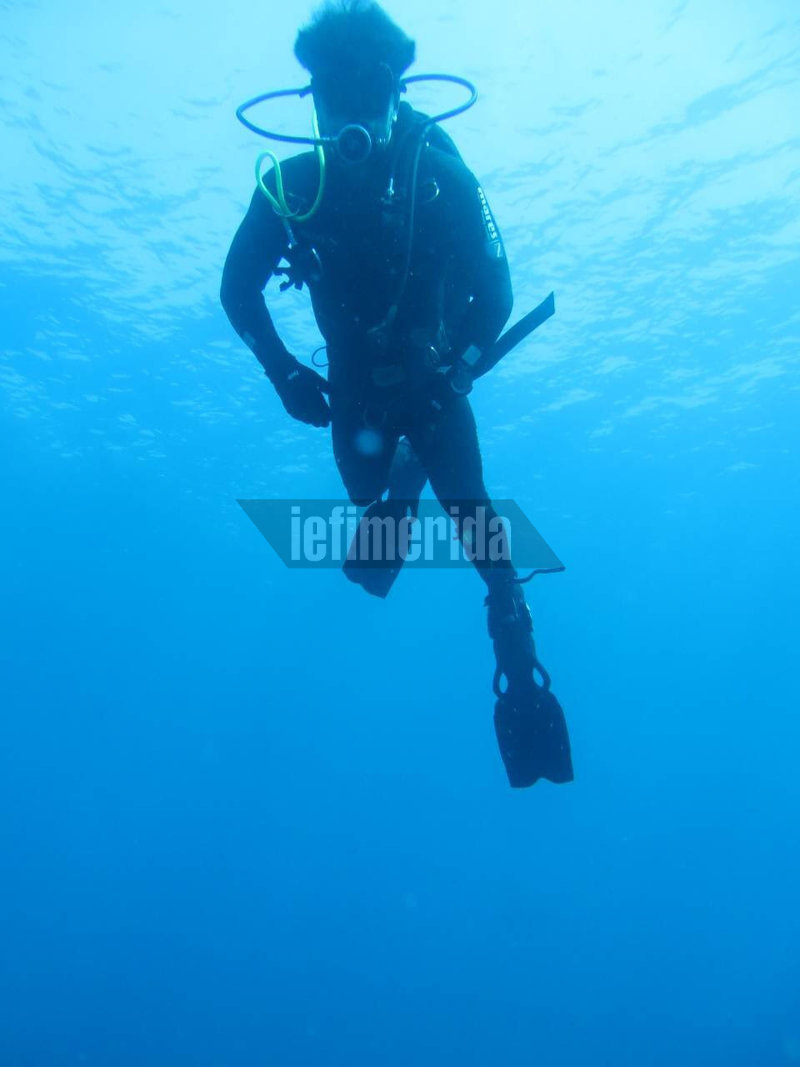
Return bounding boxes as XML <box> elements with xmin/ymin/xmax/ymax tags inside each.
<box><xmin>494</xmin><ymin>684</ymin><xmax>574</xmax><ymax>787</ymax></box>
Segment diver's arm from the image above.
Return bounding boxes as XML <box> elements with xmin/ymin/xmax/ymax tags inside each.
<box><xmin>442</xmin><ymin>163</ymin><xmax>513</xmax><ymax>375</ymax></box>
<box><xmin>221</xmin><ymin>182</ymin><xmax>330</xmax><ymax>427</ymax></box>
<box><xmin>220</xmin><ymin>186</ymin><xmax>295</xmax><ymax>381</ymax></box>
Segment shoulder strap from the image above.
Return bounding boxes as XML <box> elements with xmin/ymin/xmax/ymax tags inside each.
<box><xmin>423</xmin><ymin>118</ymin><xmax>464</xmax><ymax>163</ymax></box>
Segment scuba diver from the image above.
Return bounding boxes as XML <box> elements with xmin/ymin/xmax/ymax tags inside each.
<box><xmin>220</xmin><ymin>0</ymin><xmax>573</xmax><ymax>787</ymax></box>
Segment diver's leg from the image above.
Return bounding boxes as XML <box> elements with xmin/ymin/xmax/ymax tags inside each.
<box><xmin>406</xmin><ymin>394</ymin><xmax>529</xmax><ymax>670</ymax></box>
<box><xmin>406</xmin><ymin>394</ymin><xmax>515</xmax><ymax>584</ymax></box>
<box><xmin>331</xmin><ymin>390</ymin><xmax>418</xmax><ymax>596</ymax></box>
<box><xmin>330</xmin><ymin>390</ymin><xmax>397</xmax><ymax>505</ymax></box>
<box><xmin>408</xmin><ymin>395</ymin><xmax>573</xmax><ymax>785</ymax></box>
<box><xmin>386</xmin><ymin>435</ymin><xmax>428</xmax><ymax>514</ymax></box>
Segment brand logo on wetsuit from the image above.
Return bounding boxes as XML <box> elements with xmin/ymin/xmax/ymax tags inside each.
<box><xmin>476</xmin><ymin>186</ymin><xmax>503</xmax><ymax>257</ymax></box>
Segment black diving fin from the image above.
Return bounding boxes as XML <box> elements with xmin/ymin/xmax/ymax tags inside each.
<box><xmin>485</xmin><ymin>575</ymin><xmax>573</xmax><ymax>787</ymax></box>
<box><xmin>342</xmin><ymin>498</ymin><xmax>409</xmax><ymax>599</ymax></box>
<box><xmin>342</xmin><ymin>437</ymin><xmax>427</xmax><ymax>599</ymax></box>
<box><xmin>494</xmin><ymin>679</ymin><xmax>574</xmax><ymax>787</ymax></box>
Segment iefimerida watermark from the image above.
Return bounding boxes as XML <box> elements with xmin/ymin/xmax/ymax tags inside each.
<box><xmin>238</xmin><ymin>499</ymin><xmax>564</xmax><ymax>572</ymax></box>
<box><xmin>289</xmin><ymin>503</ymin><xmax>509</xmax><ymax>563</ymax></box>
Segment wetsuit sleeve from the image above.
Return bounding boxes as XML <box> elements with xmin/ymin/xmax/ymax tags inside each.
<box><xmin>220</xmin><ymin>180</ymin><xmax>293</xmax><ymax>379</ymax></box>
<box><xmin>440</xmin><ymin>159</ymin><xmax>513</xmax><ymax>361</ymax></box>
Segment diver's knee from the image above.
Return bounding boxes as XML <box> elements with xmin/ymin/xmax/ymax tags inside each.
<box><xmin>341</xmin><ymin>475</ymin><xmax>384</xmax><ymax>507</ymax></box>
<box><xmin>348</xmin><ymin>491</ymin><xmax>379</xmax><ymax>507</ymax></box>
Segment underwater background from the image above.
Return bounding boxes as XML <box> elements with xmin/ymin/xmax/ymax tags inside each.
<box><xmin>2</xmin><ymin>0</ymin><xmax>799</xmax><ymax>1063</ymax></box>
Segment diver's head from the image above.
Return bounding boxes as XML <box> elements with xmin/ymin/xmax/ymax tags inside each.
<box><xmin>294</xmin><ymin>1</ymin><xmax>416</xmax><ymax>166</ymax></box>
<box><xmin>311</xmin><ymin>61</ymin><xmax>400</xmax><ymax>165</ymax></box>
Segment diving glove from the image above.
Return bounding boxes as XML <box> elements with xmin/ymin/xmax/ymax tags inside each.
<box><xmin>269</xmin><ymin>357</ymin><xmax>330</xmax><ymax>428</ymax></box>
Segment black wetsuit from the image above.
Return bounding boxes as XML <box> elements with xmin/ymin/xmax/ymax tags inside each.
<box><xmin>221</xmin><ymin>103</ymin><xmax>515</xmax><ymax>581</ymax></box>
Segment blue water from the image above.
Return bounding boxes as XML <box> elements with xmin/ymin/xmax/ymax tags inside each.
<box><xmin>2</xmin><ymin>1</ymin><xmax>799</xmax><ymax>1064</ymax></box>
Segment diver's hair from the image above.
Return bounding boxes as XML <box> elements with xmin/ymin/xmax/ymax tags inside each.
<box><xmin>294</xmin><ymin>0</ymin><xmax>416</xmax><ymax>80</ymax></box>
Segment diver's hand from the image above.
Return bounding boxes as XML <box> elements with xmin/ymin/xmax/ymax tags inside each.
<box><xmin>446</xmin><ymin>345</ymin><xmax>484</xmax><ymax>396</ymax></box>
<box><xmin>429</xmin><ymin>362</ymin><xmax>473</xmax><ymax>413</ymax></box>
<box><xmin>445</xmin><ymin>359</ymin><xmax>475</xmax><ymax>396</ymax></box>
<box><xmin>270</xmin><ymin>358</ymin><xmax>330</xmax><ymax>428</ymax></box>
<box><xmin>430</xmin><ymin>344</ymin><xmax>484</xmax><ymax>410</ymax></box>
